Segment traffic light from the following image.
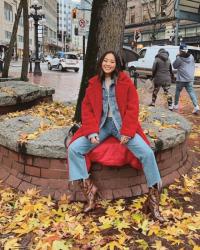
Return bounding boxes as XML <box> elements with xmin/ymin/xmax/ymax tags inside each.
<box><xmin>72</xmin><ymin>8</ymin><xmax>77</xmax><ymax>19</ymax></box>
<box><xmin>74</xmin><ymin>27</ymin><xmax>78</xmax><ymax>36</ymax></box>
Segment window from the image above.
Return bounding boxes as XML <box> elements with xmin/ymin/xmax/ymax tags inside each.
<box><xmin>19</xmin><ymin>16</ymin><xmax>23</xmax><ymax>26</ymax></box>
<box><xmin>138</xmin><ymin>49</ymin><xmax>146</xmax><ymax>59</ymax></box>
<box><xmin>188</xmin><ymin>49</ymin><xmax>200</xmax><ymax>63</ymax></box>
<box><xmin>5</xmin><ymin>30</ymin><xmax>12</xmax><ymax>40</ymax></box>
<box><xmin>66</xmin><ymin>54</ymin><xmax>78</xmax><ymax>59</ymax></box>
<box><xmin>161</xmin><ymin>0</ymin><xmax>167</xmax><ymax>17</ymax></box>
<box><xmin>18</xmin><ymin>35</ymin><xmax>24</xmax><ymax>43</ymax></box>
<box><xmin>129</xmin><ymin>6</ymin><xmax>135</xmax><ymax>24</ymax></box>
<box><xmin>4</xmin><ymin>2</ymin><xmax>13</xmax><ymax>22</ymax></box>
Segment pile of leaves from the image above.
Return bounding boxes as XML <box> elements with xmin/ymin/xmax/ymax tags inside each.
<box><xmin>1</xmin><ymin>102</ymin><xmax>179</xmax><ymax>144</ymax></box>
<box><xmin>0</xmin><ymin>102</ymin><xmax>76</xmax><ymax>144</ymax></box>
<box><xmin>0</xmin><ymin>166</ymin><xmax>199</xmax><ymax>249</ymax></box>
<box><xmin>0</xmin><ymin>87</ymin><xmax>17</xmax><ymax>96</ymax></box>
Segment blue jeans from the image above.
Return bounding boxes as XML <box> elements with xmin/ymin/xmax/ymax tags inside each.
<box><xmin>175</xmin><ymin>81</ymin><xmax>198</xmax><ymax>107</ymax></box>
<box><xmin>68</xmin><ymin>118</ymin><xmax>162</xmax><ymax>188</ymax></box>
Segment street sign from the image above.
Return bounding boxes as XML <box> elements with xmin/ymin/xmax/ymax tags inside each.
<box><xmin>78</xmin><ymin>18</ymin><xmax>89</xmax><ymax>36</ymax></box>
<box><xmin>175</xmin><ymin>0</ymin><xmax>200</xmax><ymax>22</ymax></box>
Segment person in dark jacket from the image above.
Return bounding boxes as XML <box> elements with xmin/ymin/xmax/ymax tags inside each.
<box><xmin>173</xmin><ymin>44</ymin><xmax>199</xmax><ymax>114</ymax></box>
<box><xmin>149</xmin><ymin>48</ymin><xmax>173</xmax><ymax>110</ymax></box>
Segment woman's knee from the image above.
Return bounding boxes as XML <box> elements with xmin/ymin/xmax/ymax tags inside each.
<box><xmin>68</xmin><ymin>142</ymin><xmax>78</xmax><ymax>156</ymax></box>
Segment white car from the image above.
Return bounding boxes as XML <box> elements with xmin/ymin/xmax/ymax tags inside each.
<box><xmin>48</xmin><ymin>52</ymin><xmax>79</xmax><ymax>72</ymax></box>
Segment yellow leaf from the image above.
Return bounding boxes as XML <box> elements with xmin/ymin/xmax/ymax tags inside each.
<box><xmin>4</xmin><ymin>238</ymin><xmax>20</xmax><ymax>250</ymax></box>
<box><xmin>114</xmin><ymin>219</ymin><xmax>130</xmax><ymax>231</ymax></box>
<box><xmin>132</xmin><ymin>213</ymin><xmax>143</xmax><ymax>224</ymax></box>
<box><xmin>99</xmin><ymin>216</ymin><xmax>113</xmax><ymax>230</ymax></box>
<box><xmin>106</xmin><ymin>207</ymin><xmax>120</xmax><ymax>218</ymax></box>
<box><xmin>135</xmin><ymin>239</ymin><xmax>149</xmax><ymax>250</ymax></box>
<box><xmin>148</xmin><ymin>224</ymin><xmax>161</xmax><ymax>236</ymax></box>
<box><xmin>151</xmin><ymin>240</ymin><xmax>167</xmax><ymax>250</ymax></box>
<box><xmin>138</xmin><ymin>219</ymin><xmax>150</xmax><ymax>235</ymax></box>
<box><xmin>27</xmin><ymin>133</ymin><xmax>38</xmax><ymax>140</ymax></box>
<box><xmin>102</xmin><ymin>240</ymin><xmax>124</xmax><ymax>250</ymax></box>
<box><xmin>184</xmin><ymin>196</ymin><xmax>191</xmax><ymax>202</ymax></box>
<box><xmin>52</xmin><ymin>240</ymin><xmax>72</xmax><ymax>250</ymax></box>
<box><xmin>193</xmin><ymin>246</ymin><xmax>200</xmax><ymax>250</ymax></box>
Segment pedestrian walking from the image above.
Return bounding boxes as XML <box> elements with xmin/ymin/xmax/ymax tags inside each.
<box><xmin>67</xmin><ymin>51</ymin><xmax>165</xmax><ymax>222</ymax></box>
<box><xmin>173</xmin><ymin>44</ymin><xmax>199</xmax><ymax>114</ymax></box>
<box><xmin>149</xmin><ymin>48</ymin><xmax>173</xmax><ymax>110</ymax></box>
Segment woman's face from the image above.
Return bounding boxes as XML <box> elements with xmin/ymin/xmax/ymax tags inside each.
<box><xmin>102</xmin><ymin>53</ymin><xmax>116</xmax><ymax>75</ymax></box>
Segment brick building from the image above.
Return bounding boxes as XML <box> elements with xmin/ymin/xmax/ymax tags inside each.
<box><xmin>124</xmin><ymin>0</ymin><xmax>200</xmax><ymax>50</ymax></box>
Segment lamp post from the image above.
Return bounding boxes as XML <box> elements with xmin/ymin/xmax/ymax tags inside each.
<box><xmin>29</xmin><ymin>0</ymin><xmax>45</xmax><ymax>76</ymax></box>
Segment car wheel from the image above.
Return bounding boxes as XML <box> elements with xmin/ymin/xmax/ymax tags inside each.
<box><xmin>58</xmin><ymin>64</ymin><xmax>63</xmax><ymax>71</ymax></box>
<box><xmin>74</xmin><ymin>68</ymin><xmax>79</xmax><ymax>73</ymax></box>
<box><xmin>48</xmin><ymin>63</ymin><xmax>52</xmax><ymax>70</ymax></box>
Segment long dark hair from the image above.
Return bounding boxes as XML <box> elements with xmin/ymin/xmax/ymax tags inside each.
<box><xmin>97</xmin><ymin>51</ymin><xmax>122</xmax><ymax>83</ymax></box>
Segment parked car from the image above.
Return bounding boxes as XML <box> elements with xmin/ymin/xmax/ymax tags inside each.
<box><xmin>127</xmin><ymin>45</ymin><xmax>200</xmax><ymax>81</ymax></box>
<box><xmin>48</xmin><ymin>52</ymin><xmax>79</xmax><ymax>72</ymax></box>
<box><xmin>44</xmin><ymin>55</ymin><xmax>53</xmax><ymax>62</ymax></box>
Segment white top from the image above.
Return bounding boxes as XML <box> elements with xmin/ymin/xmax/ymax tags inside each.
<box><xmin>105</xmin><ymin>77</ymin><xmax>112</xmax><ymax>117</ymax></box>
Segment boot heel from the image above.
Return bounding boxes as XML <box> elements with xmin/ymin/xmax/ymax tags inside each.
<box><xmin>142</xmin><ymin>200</ymin><xmax>150</xmax><ymax>214</ymax></box>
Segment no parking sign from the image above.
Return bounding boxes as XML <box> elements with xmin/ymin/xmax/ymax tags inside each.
<box><xmin>78</xmin><ymin>18</ymin><xmax>88</xmax><ymax>36</ymax></box>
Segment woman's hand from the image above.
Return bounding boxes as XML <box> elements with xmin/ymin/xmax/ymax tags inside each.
<box><xmin>90</xmin><ymin>136</ymin><xmax>100</xmax><ymax>144</ymax></box>
<box><xmin>120</xmin><ymin>135</ymin><xmax>130</xmax><ymax>144</ymax></box>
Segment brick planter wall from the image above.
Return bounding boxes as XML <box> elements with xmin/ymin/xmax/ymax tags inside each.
<box><xmin>0</xmin><ymin>139</ymin><xmax>193</xmax><ymax>201</ymax></box>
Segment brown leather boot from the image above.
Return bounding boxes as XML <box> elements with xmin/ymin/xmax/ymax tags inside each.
<box><xmin>143</xmin><ymin>187</ymin><xmax>165</xmax><ymax>223</ymax></box>
<box><xmin>80</xmin><ymin>177</ymin><xmax>98</xmax><ymax>213</ymax></box>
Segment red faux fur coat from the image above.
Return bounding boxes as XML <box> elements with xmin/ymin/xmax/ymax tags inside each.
<box><xmin>70</xmin><ymin>71</ymin><xmax>150</xmax><ymax>170</ymax></box>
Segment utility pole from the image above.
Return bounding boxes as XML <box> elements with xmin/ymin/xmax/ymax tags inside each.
<box><xmin>175</xmin><ymin>19</ymin><xmax>179</xmax><ymax>46</ymax></box>
<box><xmin>174</xmin><ymin>0</ymin><xmax>180</xmax><ymax>46</ymax></box>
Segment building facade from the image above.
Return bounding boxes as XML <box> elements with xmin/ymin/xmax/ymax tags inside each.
<box><xmin>0</xmin><ymin>0</ymin><xmax>60</xmax><ymax>59</ymax></box>
<box><xmin>36</xmin><ymin>0</ymin><xmax>60</xmax><ymax>54</ymax></box>
<box><xmin>0</xmin><ymin>0</ymin><xmax>34</xmax><ymax>59</ymax></box>
<box><xmin>124</xmin><ymin>0</ymin><xmax>200</xmax><ymax>50</ymax></box>
<box><xmin>57</xmin><ymin>0</ymin><xmax>69</xmax><ymax>51</ymax></box>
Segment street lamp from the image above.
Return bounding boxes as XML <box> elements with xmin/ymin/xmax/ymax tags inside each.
<box><xmin>29</xmin><ymin>0</ymin><xmax>45</xmax><ymax>76</ymax></box>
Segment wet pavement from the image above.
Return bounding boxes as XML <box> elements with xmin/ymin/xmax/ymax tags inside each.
<box><xmin>8</xmin><ymin>60</ymin><xmax>83</xmax><ymax>103</ymax></box>
<box><xmin>5</xmin><ymin>60</ymin><xmax>200</xmax><ymax>114</ymax></box>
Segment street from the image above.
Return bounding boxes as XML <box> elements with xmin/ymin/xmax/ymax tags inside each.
<box><xmin>9</xmin><ymin>60</ymin><xmax>200</xmax><ymax>113</ymax></box>
<box><xmin>9</xmin><ymin>60</ymin><xmax>83</xmax><ymax>103</ymax></box>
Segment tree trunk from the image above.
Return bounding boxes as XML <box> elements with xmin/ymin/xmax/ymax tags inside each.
<box><xmin>74</xmin><ymin>0</ymin><xmax>127</xmax><ymax>122</ymax></box>
<box><xmin>2</xmin><ymin>0</ymin><xmax>23</xmax><ymax>78</ymax></box>
<box><xmin>21</xmin><ymin>0</ymin><xmax>29</xmax><ymax>81</ymax></box>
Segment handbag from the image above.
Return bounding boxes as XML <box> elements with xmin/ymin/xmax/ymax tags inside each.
<box><xmin>64</xmin><ymin>123</ymin><xmax>81</xmax><ymax>148</ymax></box>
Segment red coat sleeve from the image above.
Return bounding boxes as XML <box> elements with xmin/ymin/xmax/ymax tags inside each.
<box><xmin>81</xmin><ymin>86</ymin><xmax>99</xmax><ymax>136</ymax></box>
<box><xmin>120</xmin><ymin>81</ymin><xmax>139</xmax><ymax>137</ymax></box>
